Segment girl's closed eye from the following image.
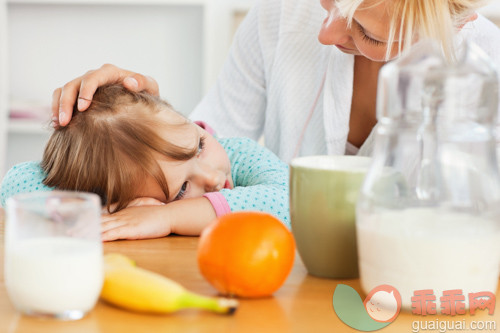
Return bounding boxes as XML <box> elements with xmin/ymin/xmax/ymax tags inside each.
<box><xmin>173</xmin><ymin>136</ymin><xmax>204</xmax><ymax>201</ymax></box>
<box><xmin>174</xmin><ymin>181</ymin><xmax>188</xmax><ymax>201</ymax></box>
<box><xmin>197</xmin><ymin>136</ymin><xmax>205</xmax><ymax>156</ymax></box>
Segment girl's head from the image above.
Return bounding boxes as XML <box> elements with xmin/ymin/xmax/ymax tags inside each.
<box><xmin>42</xmin><ymin>84</ymin><xmax>233</xmax><ymax>212</ymax></box>
<box><xmin>319</xmin><ymin>0</ymin><xmax>484</xmax><ymax>61</ymax></box>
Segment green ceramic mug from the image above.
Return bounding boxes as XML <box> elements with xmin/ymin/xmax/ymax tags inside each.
<box><xmin>290</xmin><ymin>155</ymin><xmax>371</xmax><ymax>279</ymax></box>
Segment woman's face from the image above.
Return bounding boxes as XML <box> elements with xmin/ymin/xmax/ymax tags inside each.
<box><xmin>319</xmin><ymin>0</ymin><xmax>401</xmax><ymax>61</ymax></box>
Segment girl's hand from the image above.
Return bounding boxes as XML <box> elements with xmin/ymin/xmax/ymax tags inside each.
<box><xmin>101</xmin><ymin>197</ymin><xmax>167</xmax><ymax>241</ymax></box>
<box><xmin>52</xmin><ymin>63</ymin><xmax>159</xmax><ymax>127</ymax></box>
<box><xmin>100</xmin><ymin>197</ymin><xmax>217</xmax><ymax>241</ymax></box>
<box><xmin>101</xmin><ymin>205</ymin><xmax>171</xmax><ymax>242</ymax></box>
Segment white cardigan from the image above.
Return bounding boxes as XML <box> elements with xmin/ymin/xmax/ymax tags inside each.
<box><xmin>189</xmin><ymin>0</ymin><xmax>500</xmax><ymax>163</ymax></box>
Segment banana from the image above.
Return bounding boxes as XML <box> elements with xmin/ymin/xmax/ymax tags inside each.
<box><xmin>101</xmin><ymin>253</ymin><xmax>238</xmax><ymax>315</ymax></box>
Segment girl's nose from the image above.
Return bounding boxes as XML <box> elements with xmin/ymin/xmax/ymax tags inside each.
<box><xmin>318</xmin><ymin>11</ymin><xmax>351</xmax><ymax>45</ymax></box>
<box><xmin>196</xmin><ymin>164</ymin><xmax>223</xmax><ymax>192</ymax></box>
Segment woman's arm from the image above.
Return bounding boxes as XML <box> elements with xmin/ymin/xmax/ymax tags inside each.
<box><xmin>189</xmin><ymin>0</ymin><xmax>275</xmax><ymax>140</ymax></box>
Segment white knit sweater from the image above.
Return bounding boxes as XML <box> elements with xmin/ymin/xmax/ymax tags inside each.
<box><xmin>189</xmin><ymin>0</ymin><xmax>500</xmax><ymax>163</ymax></box>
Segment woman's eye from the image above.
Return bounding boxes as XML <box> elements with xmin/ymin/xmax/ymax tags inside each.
<box><xmin>197</xmin><ymin>136</ymin><xmax>206</xmax><ymax>155</ymax></box>
<box><xmin>356</xmin><ymin>24</ymin><xmax>384</xmax><ymax>46</ymax></box>
<box><xmin>174</xmin><ymin>181</ymin><xmax>188</xmax><ymax>201</ymax></box>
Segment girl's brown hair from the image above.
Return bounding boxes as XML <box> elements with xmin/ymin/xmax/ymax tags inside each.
<box><xmin>41</xmin><ymin>84</ymin><xmax>197</xmax><ymax>213</ymax></box>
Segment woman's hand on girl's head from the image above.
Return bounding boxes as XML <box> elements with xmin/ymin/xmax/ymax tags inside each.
<box><xmin>52</xmin><ymin>63</ymin><xmax>159</xmax><ymax>127</ymax></box>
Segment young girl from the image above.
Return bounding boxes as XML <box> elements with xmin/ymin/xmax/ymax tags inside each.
<box><xmin>0</xmin><ymin>85</ymin><xmax>289</xmax><ymax>241</ymax></box>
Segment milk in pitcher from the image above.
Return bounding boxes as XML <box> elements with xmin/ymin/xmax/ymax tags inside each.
<box><xmin>357</xmin><ymin>208</ymin><xmax>500</xmax><ymax>309</ymax></box>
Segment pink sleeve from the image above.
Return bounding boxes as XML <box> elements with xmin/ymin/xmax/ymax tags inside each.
<box><xmin>203</xmin><ymin>192</ymin><xmax>231</xmax><ymax>217</ymax></box>
<box><xmin>194</xmin><ymin>121</ymin><xmax>216</xmax><ymax>136</ymax></box>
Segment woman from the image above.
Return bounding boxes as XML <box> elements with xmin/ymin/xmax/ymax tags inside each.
<box><xmin>53</xmin><ymin>0</ymin><xmax>500</xmax><ymax>162</ymax></box>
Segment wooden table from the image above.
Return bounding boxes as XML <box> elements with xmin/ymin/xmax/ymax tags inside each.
<box><xmin>0</xmin><ymin>209</ymin><xmax>498</xmax><ymax>333</ymax></box>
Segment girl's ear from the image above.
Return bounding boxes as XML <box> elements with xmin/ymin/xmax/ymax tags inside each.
<box><xmin>458</xmin><ymin>12</ymin><xmax>478</xmax><ymax>30</ymax></box>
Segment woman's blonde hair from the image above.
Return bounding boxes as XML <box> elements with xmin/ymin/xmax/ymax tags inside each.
<box><xmin>335</xmin><ymin>0</ymin><xmax>488</xmax><ymax>60</ymax></box>
<box><xmin>41</xmin><ymin>85</ymin><xmax>197</xmax><ymax>213</ymax></box>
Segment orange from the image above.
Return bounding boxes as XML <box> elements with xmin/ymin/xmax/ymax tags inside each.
<box><xmin>197</xmin><ymin>212</ymin><xmax>295</xmax><ymax>298</ymax></box>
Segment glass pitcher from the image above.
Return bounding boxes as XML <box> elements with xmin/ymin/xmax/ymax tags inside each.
<box><xmin>356</xmin><ymin>40</ymin><xmax>500</xmax><ymax>310</ymax></box>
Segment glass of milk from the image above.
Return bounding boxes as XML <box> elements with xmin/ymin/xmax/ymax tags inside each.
<box><xmin>357</xmin><ymin>40</ymin><xmax>500</xmax><ymax>310</ymax></box>
<box><xmin>4</xmin><ymin>191</ymin><xmax>103</xmax><ymax>320</ymax></box>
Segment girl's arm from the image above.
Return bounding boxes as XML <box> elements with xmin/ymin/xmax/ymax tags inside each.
<box><xmin>0</xmin><ymin>162</ymin><xmax>218</xmax><ymax>240</ymax></box>
<box><xmin>0</xmin><ymin>161</ymin><xmax>53</xmax><ymax>207</ymax></box>
<box><xmin>206</xmin><ymin>137</ymin><xmax>290</xmax><ymax>228</ymax></box>
<box><xmin>100</xmin><ymin>197</ymin><xmax>216</xmax><ymax>241</ymax></box>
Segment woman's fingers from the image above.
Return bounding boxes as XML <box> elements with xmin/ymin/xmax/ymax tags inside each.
<box><xmin>51</xmin><ymin>88</ymin><xmax>62</xmax><ymax>127</ymax></box>
<box><xmin>75</xmin><ymin>65</ymin><xmax>120</xmax><ymax>109</ymax></box>
<box><xmin>128</xmin><ymin>74</ymin><xmax>159</xmax><ymax>96</ymax></box>
<box><xmin>77</xmin><ymin>64</ymin><xmax>159</xmax><ymax>103</ymax></box>
<box><xmin>52</xmin><ymin>64</ymin><xmax>160</xmax><ymax>127</ymax></box>
<box><xmin>58</xmin><ymin>78</ymin><xmax>84</xmax><ymax>126</ymax></box>
<box><xmin>123</xmin><ymin>77</ymin><xmax>139</xmax><ymax>91</ymax></box>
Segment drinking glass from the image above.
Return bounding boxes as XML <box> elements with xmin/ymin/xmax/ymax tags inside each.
<box><xmin>4</xmin><ymin>191</ymin><xmax>103</xmax><ymax>320</ymax></box>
